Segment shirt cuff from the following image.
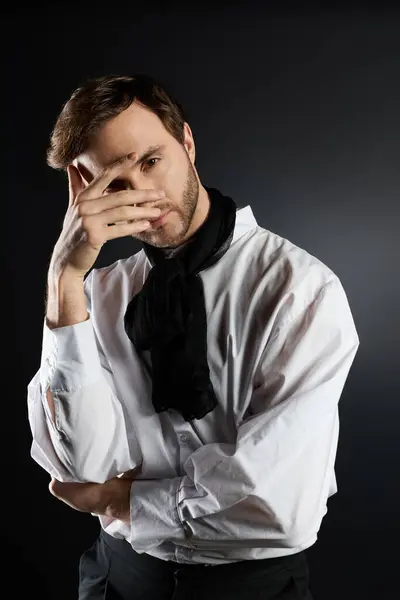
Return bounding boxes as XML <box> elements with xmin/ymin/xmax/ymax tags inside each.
<box><xmin>39</xmin><ymin>316</ymin><xmax>103</xmax><ymax>393</ymax></box>
<box><xmin>129</xmin><ymin>477</ymin><xmax>189</xmax><ymax>553</ymax></box>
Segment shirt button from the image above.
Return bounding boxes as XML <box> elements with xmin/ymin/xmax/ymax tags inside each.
<box><xmin>180</xmin><ymin>434</ymin><xmax>188</xmax><ymax>443</ymax></box>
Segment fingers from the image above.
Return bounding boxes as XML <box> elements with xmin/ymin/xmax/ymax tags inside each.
<box><xmin>119</xmin><ymin>465</ymin><xmax>142</xmax><ymax>479</ymax></box>
<box><xmin>82</xmin><ymin>153</ymin><xmax>138</xmax><ymax>199</ymax></box>
<box><xmin>67</xmin><ymin>164</ymin><xmax>85</xmax><ymax>206</ymax></box>
<box><xmin>49</xmin><ymin>478</ymin><xmax>85</xmax><ymax>497</ymax></box>
<box><xmin>105</xmin><ymin>219</ymin><xmax>152</xmax><ymax>240</ymax></box>
<box><xmin>91</xmin><ymin>204</ymin><xmax>161</xmax><ymax>227</ymax></box>
<box><xmin>49</xmin><ymin>478</ymin><xmax>58</xmax><ymax>496</ymax></box>
<box><xmin>78</xmin><ymin>189</ymin><xmax>165</xmax><ymax>216</ymax></box>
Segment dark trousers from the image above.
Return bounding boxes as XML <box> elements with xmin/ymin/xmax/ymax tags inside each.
<box><xmin>79</xmin><ymin>529</ymin><xmax>314</xmax><ymax>599</ymax></box>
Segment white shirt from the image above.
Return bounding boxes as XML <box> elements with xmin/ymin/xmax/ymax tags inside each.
<box><xmin>27</xmin><ymin>205</ymin><xmax>360</xmax><ymax>565</ymax></box>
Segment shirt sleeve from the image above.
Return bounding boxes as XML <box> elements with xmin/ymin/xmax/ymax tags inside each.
<box><xmin>27</xmin><ymin>270</ymin><xmax>137</xmax><ymax>483</ymax></box>
<box><xmin>128</xmin><ymin>276</ymin><xmax>360</xmax><ymax>553</ymax></box>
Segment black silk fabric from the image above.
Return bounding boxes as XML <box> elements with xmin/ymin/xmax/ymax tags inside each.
<box><xmin>124</xmin><ymin>187</ymin><xmax>237</xmax><ymax>421</ymax></box>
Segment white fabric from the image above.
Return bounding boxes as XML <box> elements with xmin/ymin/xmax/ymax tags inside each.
<box><xmin>27</xmin><ymin>205</ymin><xmax>359</xmax><ymax>565</ymax></box>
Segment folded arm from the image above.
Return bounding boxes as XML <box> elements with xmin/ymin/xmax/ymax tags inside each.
<box><xmin>126</xmin><ymin>277</ymin><xmax>360</xmax><ymax>553</ymax></box>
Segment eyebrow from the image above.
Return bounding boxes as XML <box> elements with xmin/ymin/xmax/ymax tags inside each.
<box><xmin>125</xmin><ymin>144</ymin><xmax>167</xmax><ymax>166</ymax></box>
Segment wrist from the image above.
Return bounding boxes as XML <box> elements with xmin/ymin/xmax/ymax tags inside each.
<box><xmin>46</xmin><ymin>265</ymin><xmax>88</xmax><ymax>329</ymax></box>
<box><xmin>105</xmin><ymin>479</ymin><xmax>132</xmax><ymax>523</ymax></box>
<box><xmin>48</xmin><ymin>260</ymin><xmax>85</xmax><ymax>288</ymax></box>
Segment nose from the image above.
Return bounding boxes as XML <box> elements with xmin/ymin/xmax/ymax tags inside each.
<box><xmin>121</xmin><ymin>179</ymin><xmax>165</xmax><ymax>208</ymax></box>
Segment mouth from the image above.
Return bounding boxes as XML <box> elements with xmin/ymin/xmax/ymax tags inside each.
<box><xmin>148</xmin><ymin>209</ymin><xmax>171</xmax><ymax>228</ymax></box>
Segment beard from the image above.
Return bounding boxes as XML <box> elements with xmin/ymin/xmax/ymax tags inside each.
<box><xmin>136</xmin><ymin>156</ymin><xmax>199</xmax><ymax>249</ymax></box>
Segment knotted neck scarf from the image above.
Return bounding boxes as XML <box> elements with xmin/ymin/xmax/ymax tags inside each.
<box><xmin>124</xmin><ymin>186</ymin><xmax>237</xmax><ymax>421</ymax></box>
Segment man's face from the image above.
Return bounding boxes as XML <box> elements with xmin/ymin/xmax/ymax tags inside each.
<box><xmin>75</xmin><ymin>101</ymin><xmax>201</xmax><ymax>248</ymax></box>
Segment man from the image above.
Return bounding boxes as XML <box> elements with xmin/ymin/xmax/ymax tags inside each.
<box><xmin>27</xmin><ymin>73</ymin><xmax>360</xmax><ymax>600</ymax></box>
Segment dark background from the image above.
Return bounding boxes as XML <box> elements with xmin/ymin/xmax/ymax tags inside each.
<box><xmin>2</xmin><ymin>4</ymin><xmax>399</xmax><ymax>599</ymax></box>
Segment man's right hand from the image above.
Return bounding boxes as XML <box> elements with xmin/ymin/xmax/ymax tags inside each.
<box><xmin>50</xmin><ymin>152</ymin><xmax>165</xmax><ymax>280</ymax></box>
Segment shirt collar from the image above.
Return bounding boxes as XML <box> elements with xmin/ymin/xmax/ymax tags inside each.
<box><xmin>231</xmin><ymin>205</ymin><xmax>258</xmax><ymax>244</ymax></box>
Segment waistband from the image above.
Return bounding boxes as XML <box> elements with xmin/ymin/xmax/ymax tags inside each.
<box><xmin>99</xmin><ymin>528</ymin><xmax>308</xmax><ymax>576</ymax></box>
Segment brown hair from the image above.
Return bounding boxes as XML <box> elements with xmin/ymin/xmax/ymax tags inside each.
<box><xmin>46</xmin><ymin>73</ymin><xmax>187</xmax><ymax>170</ymax></box>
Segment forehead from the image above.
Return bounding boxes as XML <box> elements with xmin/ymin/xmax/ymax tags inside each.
<box><xmin>77</xmin><ymin>101</ymin><xmax>171</xmax><ymax>172</ymax></box>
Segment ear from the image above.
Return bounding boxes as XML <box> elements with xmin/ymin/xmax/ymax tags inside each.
<box><xmin>183</xmin><ymin>122</ymin><xmax>196</xmax><ymax>164</ymax></box>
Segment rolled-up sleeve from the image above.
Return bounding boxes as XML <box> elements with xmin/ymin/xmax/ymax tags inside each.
<box><xmin>128</xmin><ymin>277</ymin><xmax>360</xmax><ymax>553</ymax></box>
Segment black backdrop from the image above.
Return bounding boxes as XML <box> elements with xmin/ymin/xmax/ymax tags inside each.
<box><xmin>2</xmin><ymin>5</ymin><xmax>399</xmax><ymax>599</ymax></box>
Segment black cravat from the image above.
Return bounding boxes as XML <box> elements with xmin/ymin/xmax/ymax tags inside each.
<box><xmin>124</xmin><ymin>186</ymin><xmax>237</xmax><ymax>421</ymax></box>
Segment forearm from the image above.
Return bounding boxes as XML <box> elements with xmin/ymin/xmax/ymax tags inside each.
<box><xmin>45</xmin><ymin>266</ymin><xmax>89</xmax><ymax>420</ymax></box>
<box><xmin>46</xmin><ymin>263</ymin><xmax>89</xmax><ymax>329</ymax></box>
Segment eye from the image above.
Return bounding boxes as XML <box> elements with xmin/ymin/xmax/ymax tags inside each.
<box><xmin>144</xmin><ymin>157</ymin><xmax>160</xmax><ymax>170</ymax></box>
<box><xmin>104</xmin><ymin>180</ymin><xmax>124</xmax><ymax>193</ymax></box>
